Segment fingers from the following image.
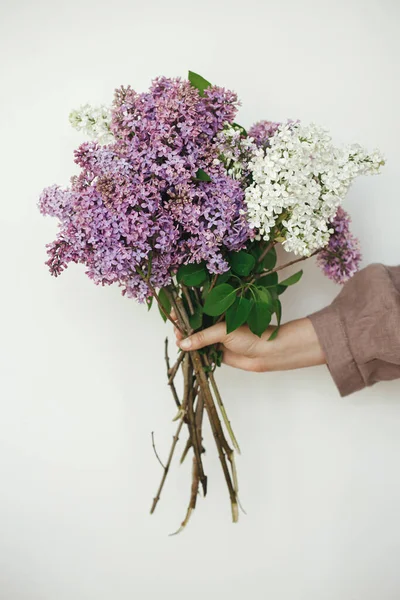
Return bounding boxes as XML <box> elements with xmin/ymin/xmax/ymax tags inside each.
<box><xmin>222</xmin><ymin>348</ymin><xmax>265</xmax><ymax>373</ymax></box>
<box><xmin>175</xmin><ymin>327</ymin><xmax>183</xmax><ymax>343</ymax></box>
<box><xmin>178</xmin><ymin>322</ymin><xmax>227</xmax><ymax>351</ymax></box>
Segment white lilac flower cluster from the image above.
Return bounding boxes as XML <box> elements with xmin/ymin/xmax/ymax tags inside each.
<box><xmin>69</xmin><ymin>104</ymin><xmax>113</xmax><ymax>145</ymax></box>
<box><xmin>215</xmin><ymin>125</ymin><xmax>257</xmax><ymax>180</ymax></box>
<box><xmin>244</xmin><ymin>122</ymin><xmax>385</xmax><ymax>256</ymax></box>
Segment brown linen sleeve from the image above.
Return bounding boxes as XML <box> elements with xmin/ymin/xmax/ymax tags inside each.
<box><xmin>308</xmin><ymin>264</ymin><xmax>400</xmax><ymax>396</ymax></box>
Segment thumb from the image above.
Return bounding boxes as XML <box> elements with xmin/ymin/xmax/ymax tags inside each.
<box><xmin>179</xmin><ymin>322</ymin><xmax>227</xmax><ymax>351</ymax></box>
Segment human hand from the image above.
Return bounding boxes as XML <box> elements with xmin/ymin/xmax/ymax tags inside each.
<box><xmin>172</xmin><ymin>312</ymin><xmax>326</xmax><ymax>373</ymax></box>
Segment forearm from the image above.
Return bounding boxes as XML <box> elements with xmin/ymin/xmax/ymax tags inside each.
<box><xmin>262</xmin><ymin>318</ymin><xmax>326</xmax><ymax>371</ymax></box>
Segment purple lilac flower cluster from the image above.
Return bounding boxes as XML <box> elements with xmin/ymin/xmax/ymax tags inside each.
<box><xmin>39</xmin><ymin>77</ymin><xmax>252</xmax><ymax>301</ymax></box>
<box><xmin>317</xmin><ymin>207</ymin><xmax>362</xmax><ymax>284</ymax></box>
<box><xmin>248</xmin><ymin>120</ymin><xmax>281</xmax><ymax>147</ymax></box>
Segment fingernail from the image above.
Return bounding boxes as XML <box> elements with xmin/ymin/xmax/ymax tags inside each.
<box><xmin>180</xmin><ymin>338</ymin><xmax>192</xmax><ymax>350</ymax></box>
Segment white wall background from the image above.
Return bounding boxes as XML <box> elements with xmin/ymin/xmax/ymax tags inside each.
<box><xmin>1</xmin><ymin>0</ymin><xmax>399</xmax><ymax>598</ymax></box>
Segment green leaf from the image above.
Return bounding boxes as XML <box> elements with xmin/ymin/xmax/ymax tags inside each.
<box><xmin>188</xmin><ymin>71</ymin><xmax>212</xmax><ymax>96</ymax></box>
<box><xmin>229</xmin><ymin>250</ymin><xmax>256</xmax><ymax>276</ymax></box>
<box><xmin>158</xmin><ymin>288</ymin><xmax>171</xmax><ymax>322</ymax></box>
<box><xmin>232</xmin><ymin>122</ymin><xmax>248</xmax><ymax>136</ymax></box>
<box><xmin>189</xmin><ymin>305</ymin><xmax>203</xmax><ymax>330</ymax></box>
<box><xmin>201</xmin><ymin>278</ymin><xmax>210</xmax><ymax>301</ymax></box>
<box><xmin>146</xmin><ymin>296</ymin><xmax>153</xmax><ymax>311</ymax></box>
<box><xmin>203</xmin><ymin>283</ymin><xmax>237</xmax><ymax>317</ymax></box>
<box><xmin>277</xmin><ymin>284</ymin><xmax>287</xmax><ymax>296</ymax></box>
<box><xmin>268</xmin><ymin>299</ymin><xmax>282</xmax><ymax>341</ymax></box>
<box><xmin>216</xmin><ymin>270</ymin><xmax>232</xmax><ymax>285</ymax></box>
<box><xmin>268</xmin><ymin>286</ymin><xmax>278</xmax><ymax>301</ymax></box>
<box><xmin>255</xmin><ymin>286</ymin><xmax>273</xmax><ymax>308</ymax></box>
<box><xmin>247</xmin><ymin>300</ymin><xmax>272</xmax><ymax>337</ymax></box>
<box><xmin>263</xmin><ymin>247</ymin><xmax>277</xmax><ymax>271</ymax></box>
<box><xmin>177</xmin><ymin>262</ymin><xmax>207</xmax><ymax>287</ymax></box>
<box><xmin>257</xmin><ymin>272</ymin><xmax>278</xmax><ymax>288</ymax></box>
<box><xmin>279</xmin><ymin>270</ymin><xmax>303</xmax><ymax>287</ymax></box>
<box><xmin>276</xmin><ymin>298</ymin><xmax>282</xmax><ymax>324</ymax></box>
<box><xmin>270</xmin><ymin>297</ymin><xmax>280</xmax><ymax>314</ymax></box>
<box><xmin>226</xmin><ymin>296</ymin><xmax>253</xmax><ymax>334</ymax></box>
<box><xmin>268</xmin><ymin>327</ymin><xmax>279</xmax><ymax>341</ymax></box>
<box><xmin>208</xmin><ymin>347</ymin><xmax>223</xmax><ymax>368</ymax></box>
<box><xmin>253</xmin><ymin>245</ymin><xmax>277</xmax><ymax>273</ymax></box>
<box><xmin>195</xmin><ymin>168</ymin><xmax>212</xmax><ymax>182</ymax></box>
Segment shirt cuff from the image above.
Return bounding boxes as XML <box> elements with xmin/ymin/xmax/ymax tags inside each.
<box><xmin>308</xmin><ymin>306</ymin><xmax>365</xmax><ymax>397</ymax></box>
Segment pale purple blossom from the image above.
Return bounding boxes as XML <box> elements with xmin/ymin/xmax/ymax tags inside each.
<box><xmin>39</xmin><ymin>77</ymin><xmax>251</xmax><ymax>301</ymax></box>
<box><xmin>317</xmin><ymin>207</ymin><xmax>362</xmax><ymax>284</ymax></box>
<box><xmin>248</xmin><ymin>120</ymin><xmax>280</xmax><ymax>147</ymax></box>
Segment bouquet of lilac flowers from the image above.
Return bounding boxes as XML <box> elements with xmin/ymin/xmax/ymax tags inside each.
<box><xmin>39</xmin><ymin>71</ymin><xmax>384</xmax><ymax>531</ymax></box>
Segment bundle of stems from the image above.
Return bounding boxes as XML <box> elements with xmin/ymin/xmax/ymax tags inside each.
<box><xmin>149</xmin><ymin>283</ymin><xmax>240</xmax><ymax>532</ymax></box>
<box><xmin>148</xmin><ymin>245</ymin><xmax>317</xmax><ymax>532</ymax></box>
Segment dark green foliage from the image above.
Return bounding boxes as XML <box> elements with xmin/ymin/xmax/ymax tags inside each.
<box><xmin>177</xmin><ymin>262</ymin><xmax>208</xmax><ymax>287</ymax></box>
<box><xmin>257</xmin><ymin>272</ymin><xmax>278</xmax><ymax>288</ymax></box>
<box><xmin>195</xmin><ymin>168</ymin><xmax>212</xmax><ymax>182</ymax></box>
<box><xmin>158</xmin><ymin>288</ymin><xmax>171</xmax><ymax>322</ymax></box>
<box><xmin>203</xmin><ymin>284</ymin><xmax>237</xmax><ymax>317</ymax></box>
<box><xmin>188</xmin><ymin>71</ymin><xmax>212</xmax><ymax>96</ymax></box>
<box><xmin>229</xmin><ymin>251</ymin><xmax>256</xmax><ymax>276</ymax></box>
<box><xmin>279</xmin><ymin>270</ymin><xmax>303</xmax><ymax>287</ymax></box>
<box><xmin>226</xmin><ymin>296</ymin><xmax>253</xmax><ymax>334</ymax></box>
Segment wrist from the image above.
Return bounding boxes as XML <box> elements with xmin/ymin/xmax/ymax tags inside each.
<box><xmin>262</xmin><ymin>318</ymin><xmax>326</xmax><ymax>371</ymax></box>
